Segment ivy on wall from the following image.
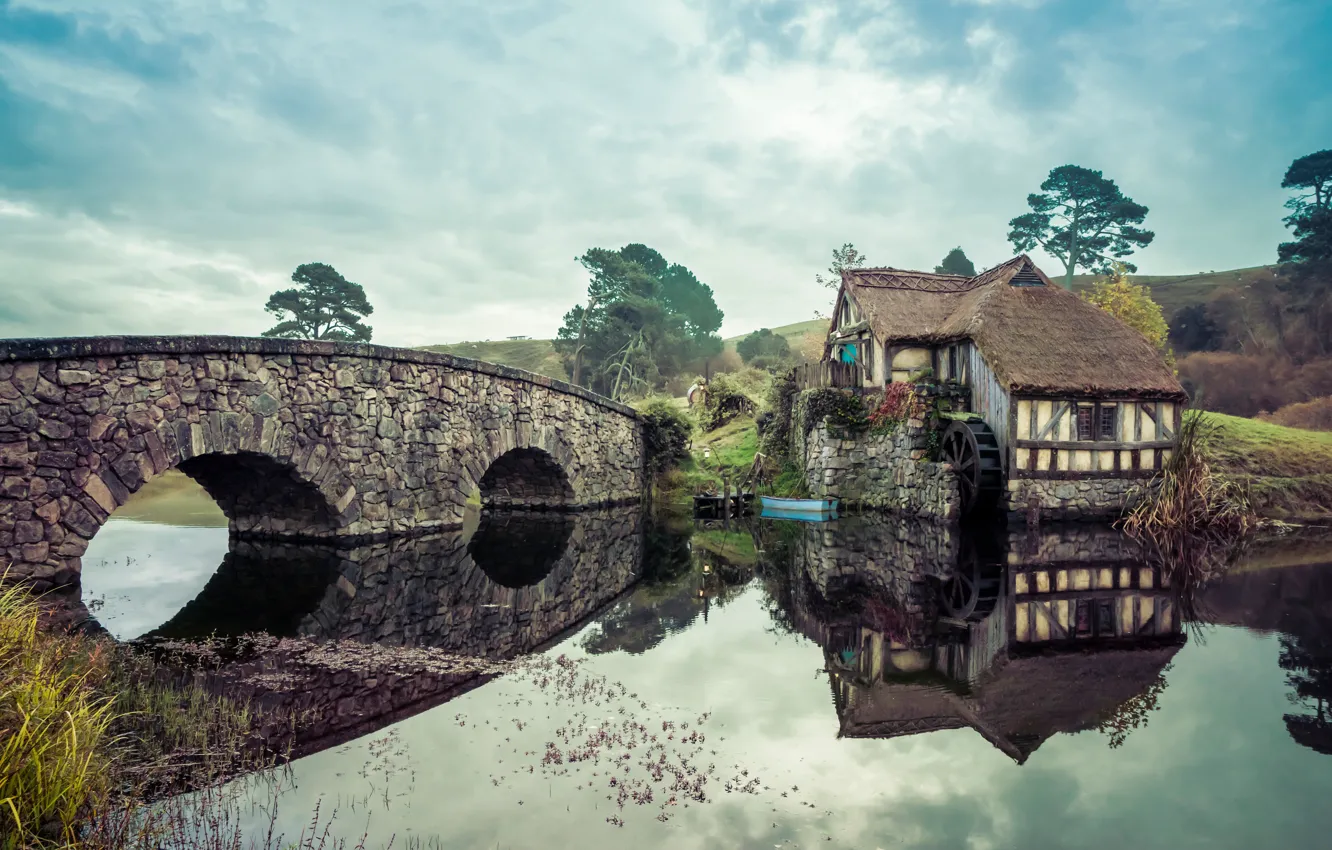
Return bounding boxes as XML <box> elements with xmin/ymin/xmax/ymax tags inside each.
<box><xmin>800</xmin><ymin>388</ymin><xmax>869</xmax><ymax>439</ymax></box>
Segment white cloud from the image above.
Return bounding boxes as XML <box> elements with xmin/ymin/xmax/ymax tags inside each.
<box><xmin>0</xmin><ymin>0</ymin><xmax>1323</xmax><ymax>346</ymax></box>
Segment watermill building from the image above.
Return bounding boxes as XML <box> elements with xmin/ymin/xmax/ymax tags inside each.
<box><xmin>818</xmin><ymin>254</ymin><xmax>1187</xmax><ymax>520</ymax></box>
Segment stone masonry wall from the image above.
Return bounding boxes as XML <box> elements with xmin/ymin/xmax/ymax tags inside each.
<box><xmin>0</xmin><ymin>336</ymin><xmax>645</xmax><ymax>590</ymax></box>
<box><xmin>1006</xmin><ymin>477</ymin><xmax>1152</xmax><ymax>523</ymax></box>
<box><xmin>791</xmin><ymin>391</ymin><xmax>960</xmax><ymax>521</ymax></box>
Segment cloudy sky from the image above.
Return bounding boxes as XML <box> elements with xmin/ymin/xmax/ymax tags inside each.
<box><xmin>1</xmin><ymin>0</ymin><xmax>1329</xmax><ymax>346</ymax></box>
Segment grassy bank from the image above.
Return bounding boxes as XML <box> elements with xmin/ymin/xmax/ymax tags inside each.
<box><xmin>0</xmin><ymin>582</ymin><xmax>116</xmax><ymax>845</ymax></box>
<box><xmin>1199</xmin><ymin>411</ymin><xmax>1332</xmax><ymax>522</ymax></box>
<box><xmin>0</xmin><ymin>584</ymin><xmax>274</xmax><ymax>847</ymax></box>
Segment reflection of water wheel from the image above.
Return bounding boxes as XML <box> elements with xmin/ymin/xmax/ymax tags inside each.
<box><xmin>941</xmin><ymin>536</ymin><xmax>1001</xmax><ymax>621</ymax></box>
<box><xmin>940</xmin><ymin>419</ymin><xmax>1003</xmax><ymax>516</ymax></box>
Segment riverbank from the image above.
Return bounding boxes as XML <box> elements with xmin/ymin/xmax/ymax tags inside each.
<box><xmin>1200</xmin><ymin>411</ymin><xmax>1332</xmax><ymax>523</ymax></box>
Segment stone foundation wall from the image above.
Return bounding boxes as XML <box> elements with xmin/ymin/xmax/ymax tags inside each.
<box><xmin>791</xmin><ymin>391</ymin><xmax>960</xmax><ymax>521</ymax></box>
<box><xmin>1006</xmin><ymin>477</ymin><xmax>1152</xmax><ymax>523</ymax></box>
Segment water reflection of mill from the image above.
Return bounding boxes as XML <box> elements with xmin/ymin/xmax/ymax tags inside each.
<box><xmin>777</xmin><ymin>516</ymin><xmax>1186</xmax><ymax>763</ymax></box>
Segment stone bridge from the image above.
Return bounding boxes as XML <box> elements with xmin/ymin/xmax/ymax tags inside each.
<box><xmin>0</xmin><ymin>336</ymin><xmax>645</xmax><ymax>590</ymax></box>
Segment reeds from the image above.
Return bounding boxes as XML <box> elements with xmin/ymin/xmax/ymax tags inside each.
<box><xmin>1121</xmin><ymin>411</ymin><xmax>1257</xmax><ymax>546</ymax></box>
<box><xmin>0</xmin><ymin>579</ymin><xmax>118</xmax><ymax>847</ymax></box>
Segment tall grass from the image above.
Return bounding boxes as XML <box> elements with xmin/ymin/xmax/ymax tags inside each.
<box><xmin>1121</xmin><ymin>411</ymin><xmax>1256</xmax><ymax>544</ymax></box>
<box><xmin>0</xmin><ymin>579</ymin><xmax>118</xmax><ymax>846</ymax></box>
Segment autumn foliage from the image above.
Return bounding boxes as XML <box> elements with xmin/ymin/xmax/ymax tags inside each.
<box><xmin>1259</xmin><ymin>396</ymin><xmax>1332</xmax><ymax>432</ymax></box>
<box><xmin>1080</xmin><ymin>263</ymin><xmax>1173</xmax><ymax>366</ymax></box>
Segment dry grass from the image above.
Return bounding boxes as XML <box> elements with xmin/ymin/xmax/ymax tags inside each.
<box><xmin>1121</xmin><ymin>411</ymin><xmax>1256</xmax><ymax>546</ymax></box>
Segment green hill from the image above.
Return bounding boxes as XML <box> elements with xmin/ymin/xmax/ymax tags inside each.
<box><xmin>1069</xmin><ymin>265</ymin><xmax>1277</xmax><ymax>317</ymax></box>
<box><xmin>723</xmin><ymin>318</ymin><xmax>826</xmax><ymax>349</ymax></box>
<box><xmin>420</xmin><ymin>339</ymin><xmax>568</xmax><ymax>381</ymax></box>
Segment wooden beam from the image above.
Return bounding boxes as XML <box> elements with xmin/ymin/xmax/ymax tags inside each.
<box><xmin>1014</xmin><ymin>469</ymin><xmax>1157</xmax><ymax>481</ymax></box>
<box><xmin>1015</xmin><ymin>439</ymin><xmax>1174</xmax><ymax>450</ymax></box>
<box><xmin>1035</xmin><ymin>401</ymin><xmax>1068</xmax><ymax>440</ymax></box>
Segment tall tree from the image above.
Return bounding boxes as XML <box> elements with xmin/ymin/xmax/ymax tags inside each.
<box><xmin>1273</xmin><ymin>149</ymin><xmax>1332</xmax><ymax>361</ymax></box>
<box><xmin>1279</xmin><ymin>149</ymin><xmax>1332</xmax><ymax>265</ymax></box>
<box><xmin>555</xmin><ymin>245</ymin><xmax>723</xmax><ymax>399</ymax></box>
<box><xmin>934</xmin><ymin>247</ymin><xmax>977</xmax><ymax>277</ymax></box>
<box><xmin>815</xmin><ymin>243</ymin><xmax>869</xmax><ymax>289</ymax></box>
<box><xmin>736</xmin><ymin>328</ymin><xmax>791</xmax><ymax>367</ymax></box>
<box><xmin>262</xmin><ymin>263</ymin><xmax>373</xmax><ymax>341</ymax></box>
<box><xmin>1007</xmin><ymin>165</ymin><xmax>1155</xmax><ymax>289</ymax></box>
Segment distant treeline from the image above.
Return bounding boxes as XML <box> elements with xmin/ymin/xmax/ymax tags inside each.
<box><xmin>1169</xmin><ymin>149</ymin><xmax>1331</xmax><ymax>429</ymax></box>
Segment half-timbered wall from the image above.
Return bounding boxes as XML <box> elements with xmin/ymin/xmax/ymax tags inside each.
<box><xmin>1011</xmin><ymin>398</ymin><xmax>1181</xmax><ymax>478</ymax></box>
<box><xmin>829</xmin><ymin>291</ymin><xmax>882</xmax><ymax>385</ymax></box>
<box><xmin>1011</xmin><ymin>563</ymin><xmax>1178</xmax><ymax>644</ymax></box>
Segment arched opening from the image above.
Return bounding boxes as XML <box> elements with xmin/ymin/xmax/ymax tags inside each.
<box><xmin>80</xmin><ymin>469</ymin><xmax>230</xmax><ymax>640</ymax></box>
<box><xmin>79</xmin><ymin>452</ymin><xmax>339</xmax><ymax>640</ymax></box>
<box><xmin>466</xmin><ymin>511</ymin><xmax>574</xmax><ymax>588</ymax></box>
<box><xmin>146</xmin><ymin>542</ymin><xmax>343</xmax><ymax>640</ymax></box>
<box><xmin>177</xmin><ymin>451</ymin><xmax>338</xmax><ymax>538</ymax></box>
<box><xmin>476</xmin><ymin>447</ymin><xmax>576</xmax><ymax>511</ymax></box>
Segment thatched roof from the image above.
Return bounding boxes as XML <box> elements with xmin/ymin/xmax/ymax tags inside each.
<box><xmin>840</xmin><ymin>255</ymin><xmax>1186</xmax><ymax>399</ymax></box>
<box><xmin>833</xmin><ymin>642</ymin><xmax>1183</xmax><ymax>764</ymax></box>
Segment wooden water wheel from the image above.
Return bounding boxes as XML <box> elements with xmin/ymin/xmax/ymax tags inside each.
<box><xmin>940</xmin><ymin>419</ymin><xmax>1003</xmax><ymax>516</ymax></box>
<box><xmin>941</xmin><ymin>534</ymin><xmax>1002</xmax><ymax>621</ymax></box>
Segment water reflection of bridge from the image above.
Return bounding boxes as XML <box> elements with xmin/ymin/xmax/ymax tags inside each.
<box><xmin>94</xmin><ymin>507</ymin><xmax>645</xmax><ymax>760</ymax></box>
<box><xmin>779</xmin><ymin>516</ymin><xmax>1185</xmax><ymax>762</ymax></box>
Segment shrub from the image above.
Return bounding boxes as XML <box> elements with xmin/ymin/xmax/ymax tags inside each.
<box><xmin>867</xmin><ymin>382</ymin><xmax>922</xmax><ymax>434</ymax></box>
<box><xmin>1178</xmin><ymin>352</ymin><xmax>1332</xmax><ymax>417</ymax></box>
<box><xmin>698</xmin><ymin>374</ymin><xmax>755</xmax><ymax>432</ymax></box>
<box><xmin>640</xmin><ymin>398</ymin><xmax>693</xmax><ymax>475</ymax></box>
<box><xmin>802</xmin><ymin>388</ymin><xmax>868</xmax><ymax>438</ymax></box>
<box><xmin>1259</xmin><ymin>396</ymin><xmax>1332</xmax><ymax>431</ymax></box>
<box><xmin>746</xmin><ymin>353</ymin><xmax>792</xmax><ymax>372</ymax></box>
<box><xmin>759</xmin><ymin>373</ymin><xmax>799</xmax><ymax>463</ymax></box>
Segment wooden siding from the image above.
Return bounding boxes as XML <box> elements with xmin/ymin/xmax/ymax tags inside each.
<box><xmin>966</xmin><ymin>342</ymin><xmax>1011</xmax><ymax>472</ymax></box>
<box><xmin>1013</xmin><ymin>398</ymin><xmax>1177</xmax><ymax>477</ymax></box>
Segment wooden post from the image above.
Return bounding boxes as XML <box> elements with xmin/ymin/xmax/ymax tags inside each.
<box><xmin>721</xmin><ymin>471</ymin><xmax>732</xmax><ymax>527</ymax></box>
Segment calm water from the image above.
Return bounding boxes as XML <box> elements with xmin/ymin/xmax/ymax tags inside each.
<box><xmin>81</xmin><ymin>483</ymin><xmax>1332</xmax><ymax>849</ymax></box>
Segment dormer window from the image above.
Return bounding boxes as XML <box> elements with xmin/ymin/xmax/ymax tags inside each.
<box><xmin>1009</xmin><ymin>265</ymin><xmax>1044</xmax><ymax>287</ymax></box>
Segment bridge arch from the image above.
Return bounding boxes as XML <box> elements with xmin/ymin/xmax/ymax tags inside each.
<box><xmin>476</xmin><ymin>447</ymin><xmax>576</xmax><ymax>511</ymax></box>
<box><xmin>50</xmin><ymin>414</ymin><xmax>353</xmax><ymax>588</ymax></box>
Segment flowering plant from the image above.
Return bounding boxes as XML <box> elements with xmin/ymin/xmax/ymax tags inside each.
<box><xmin>868</xmin><ymin>382</ymin><xmax>922</xmax><ymax>433</ymax></box>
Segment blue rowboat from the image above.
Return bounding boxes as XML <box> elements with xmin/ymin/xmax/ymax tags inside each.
<box><xmin>759</xmin><ymin>496</ymin><xmax>839</xmax><ymax>521</ymax></box>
